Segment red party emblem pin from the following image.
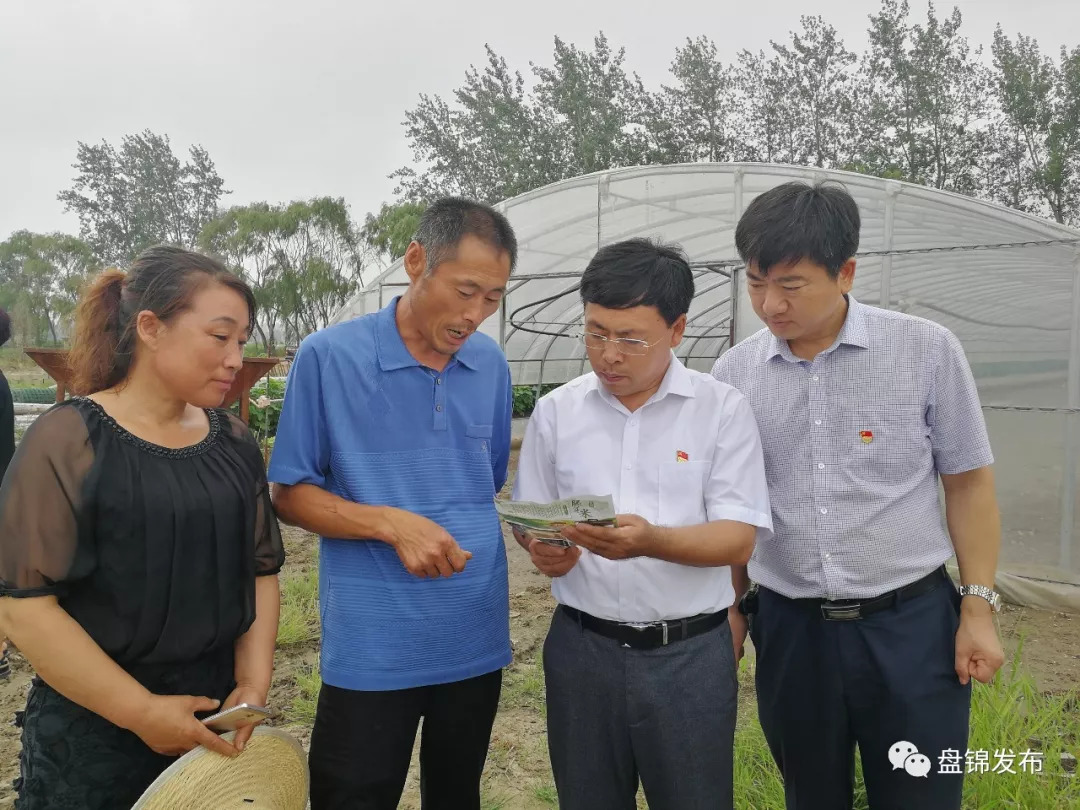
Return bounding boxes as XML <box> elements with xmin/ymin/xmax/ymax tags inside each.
<box><xmin>676</xmin><ymin>450</ymin><xmax>689</xmax><ymax>462</ymax></box>
<box><xmin>860</xmin><ymin>430</ymin><xmax>874</xmax><ymax>444</ymax></box>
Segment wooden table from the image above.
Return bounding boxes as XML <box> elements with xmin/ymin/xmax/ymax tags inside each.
<box><xmin>23</xmin><ymin>349</ymin><xmax>282</xmax><ymax>425</ymax></box>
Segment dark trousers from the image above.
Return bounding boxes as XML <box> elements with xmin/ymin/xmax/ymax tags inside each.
<box><xmin>308</xmin><ymin>669</ymin><xmax>503</xmax><ymax>810</ymax></box>
<box><xmin>749</xmin><ymin>570</ymin><xmax>970</xmax><ymax>810</ymax></box>
<box><xmin>544</xmin><ymin>605</ymin><xmax>738</xmax><ymax>810</ymax></box>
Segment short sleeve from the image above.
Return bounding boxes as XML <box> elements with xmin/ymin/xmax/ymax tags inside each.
<box><xmin>267</xmin><ymin>337</ymin><xmax>330</xmax><ymax>487</ymax></box>
<box><xmin>704</xmin><ymin>390</ymin><xmax>773</xmax><ymax>538</ymax></box>
<box><xmin>928</xmin><ymin>329</ymin><xmax>995</xmax><ymax>475</ymax></box>
<box><xmin>0</xmin><ymin>405</ymin><xmax>96</xmax><ymax>597</ymax></box>
<box><xmin>223</xmin><ymin>412</ymin><xmax>285</xmax><ymax>577</ymax></box>
<box><xmin>491</xmin><ymin>361</ymin><xmax>512</xmax><ymax>492</ymax></box>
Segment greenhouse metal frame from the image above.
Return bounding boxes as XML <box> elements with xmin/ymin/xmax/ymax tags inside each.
<box><xmin>333</xmin><ymin>163</ymin><xmax>1080</xmax><ymax>607</ymax></box>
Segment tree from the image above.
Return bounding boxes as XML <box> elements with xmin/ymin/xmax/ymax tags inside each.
<box><xmin>200</xmin><ymin>198</ymin><xmax>366</xmax><ymax>348</ymax></box>
<box><xmin>735</xmin><ymin>49</ymin><xmax>804</xmax><ymax>164</ymax></box>
<box><xmin>769</xmin><ymin>17</ymin><xmax>860</xmax><ymax>169</ymax></box>
<box><xmin>361</xmin><ymin>202</ymin><xmax>426</xmax><ymax>263</ymax></box>
<box><xmin>274</xmin><ymin>198</ymin><xmax>366</xmax><ymax>338</ymax></box>
<box><xmin>200</xmin><ymin>203</ymin><xmax>288</xmax><ymax>352</ymax></box>
<box><xmin>532</xmin><ymin>33</ymin><xmax>654</xmax><ymax>177</ymax></box>
<box><xmin>58</xmin><ymin>130</ymin><xmax>228</xmax><ymax>264</ymax></box>
<box><xmin>653</xmin><ymin>37</ymin><xmax>737</xmax><ymax>163</ymax></box>
<box><xmin>0</xmin><ymin>232</ymin><xmax>100</xmax><ymax>344</ymax></box>
<box><xmin>990</xmin><ymin>29</ymin><xmax>1080</xmax><ymax>225</ymax></box>
<box><xmin>392</xmin><ymin>33</ymin><xmax>655</xmax><ymax>203</ymax></box>
<box><xmin>392</xmin><ymin>46</ymin><xmax>559</xmax><ymax>203</ymax></box>
<box><xmin>861</xmin><ymin>1</ymin><xmax>990</xmax><ymax>194</ymax></box>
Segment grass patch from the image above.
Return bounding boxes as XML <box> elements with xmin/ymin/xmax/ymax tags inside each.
<box><xmin>276</xmin><ymin>565</ymin><xmax>319</xmax><ymax>646</ymax></box>
<box><xmin>731</xmin><ymin>645</ymin><xmax>1080</xmax><ymax>808</ymax></box>
<box><xmin>961</xmin><ymin>644</ymin><xmax>1080</xmax><ymax>808</ymax></box>
<box><xmin>501</xmin><ymin>653</ymin><xmax>545</xmax><ymax>712</ymax></box>
<box><xmin>533</xmin><ymin>784</ymin><xmax>558</xmax><ymax>805</ymax></box>
<box><xmin>287</xmin><ymin>665</ymin><xmax>322</xmax><ymax>725</ymax></box>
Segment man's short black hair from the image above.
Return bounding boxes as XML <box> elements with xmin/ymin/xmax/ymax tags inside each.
<box><xmin>0</xmin><ymin>308</ymin><xmax>10</xmax><ymax>347</ymax></box>
<box><xmin>735</xmin><ymin>181</ymin><xmax>861</xmax><ymax>278</ymax></box>
<box><xmin>579</xmin><ymin>238</ymin><xmax>695</xmax><ymax>326</ymax></box>
<box><xmin>413</xmin><ymin>197</ymin><xmax>518</xmax><ymax>273</ymax></box>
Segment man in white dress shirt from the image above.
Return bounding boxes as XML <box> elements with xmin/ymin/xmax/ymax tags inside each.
<box><xmin>512</xmin><ymin>238</ymin><xmax>773</xmax><ymax>810</ymax></box>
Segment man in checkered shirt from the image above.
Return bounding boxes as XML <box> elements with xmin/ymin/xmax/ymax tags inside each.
<box><xmin>712</xmin><ymin>181</ymin><xmax>1005</xmax><ymax>810</ymax></box>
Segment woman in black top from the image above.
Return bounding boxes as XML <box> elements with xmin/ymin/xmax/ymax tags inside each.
<box><xmin>0</xmin><ymin>246</ymin><xmax>285</xmax><ymax>810</ymax></box>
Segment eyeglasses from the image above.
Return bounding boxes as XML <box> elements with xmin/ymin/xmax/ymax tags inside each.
<box><xmin>580</xmin><ymin>332</ymin><xmax>665</xmax><ymax>356</ymax></box>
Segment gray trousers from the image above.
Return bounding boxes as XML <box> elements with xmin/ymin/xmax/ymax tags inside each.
<box><xmin>543</xmin><ymin>605</ymin><xmax>738</xmax><ymax>810</ymax></box>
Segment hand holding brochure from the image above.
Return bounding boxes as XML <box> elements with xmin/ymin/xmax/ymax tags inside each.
<box><xmin>494</xmin><ymin>495</ymin><xmax>617</xmax><ymax>547</ymax></box>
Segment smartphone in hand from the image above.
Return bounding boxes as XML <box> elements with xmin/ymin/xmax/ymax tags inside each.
<box><xmin>201</xmin><ymin>703</ymin><xmax>272</xmax><ymax>733</ymax></box>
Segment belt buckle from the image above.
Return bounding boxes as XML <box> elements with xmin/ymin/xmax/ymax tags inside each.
<box><xmin>630</xmin><ymin>620</ymin><xmax>669</xmax><ymax>647</ymax></box>
<box><xmin>821</xmin><ymin>602</ymin><xmax>861</xmax><ymax>621</ymax></box>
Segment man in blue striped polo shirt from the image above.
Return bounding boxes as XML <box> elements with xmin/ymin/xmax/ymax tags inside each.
<box><xmin>269</xmin><ymin>198</ymin><xmax>516</xmax><ymax>810</ymax></box>
<box><xmin>713</xmin><ymin>181</ymin><xmax>1006</xmax><ymax>810</ymax></box>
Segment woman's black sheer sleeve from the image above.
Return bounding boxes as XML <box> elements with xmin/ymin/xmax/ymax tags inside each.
<box><xmin>0</xmin><ymin>405</ymin><xmax>96</xmax><ymax>597</ymax></box>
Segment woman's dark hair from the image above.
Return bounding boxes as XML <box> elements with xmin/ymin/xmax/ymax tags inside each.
<box><xmin>67</xmin><ymin>245</ymin><xmax>256</xmax><ymax>395</ymax></box>
<box><xmin>0</xmin><ymin>307</ymin><xmax>10</xmax><ymax>347</ymax></box>
<box><xmin>579</xmin><ymin>237</ymin><xmax>695</xmax><ymax>326</ymax></box>
<box><xmin>734</xmin><ymin>181</ymin><xmax>861</xmax><ymax>278</ymax></box>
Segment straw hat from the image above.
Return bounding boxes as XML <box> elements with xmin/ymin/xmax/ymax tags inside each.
<box><xmin>131</xmin><ymin>726</ymin><xmax>308</xmax><ymax>809</ymax></box>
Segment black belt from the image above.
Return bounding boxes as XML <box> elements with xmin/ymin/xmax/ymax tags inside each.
<box><xmin>784</xmin><ymin>566</ymin><xmax>948</xmax><ymax>621</ymax></box>
<box><xmin>559</xmin><ymin>604</ymin><xmax>727</xmax><ymax>649</ymax></box>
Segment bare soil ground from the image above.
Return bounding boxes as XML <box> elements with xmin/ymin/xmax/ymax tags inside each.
<box><xmin>0</xmin><ymin>452</ymin><xmax>1078</xmax><ymax>807</ymax></box>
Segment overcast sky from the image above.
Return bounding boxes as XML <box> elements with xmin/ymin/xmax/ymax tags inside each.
<box><xmin>2</xmin><ymin>0</ymin><xmax>1077</xmax><ymax>244</ymax></box>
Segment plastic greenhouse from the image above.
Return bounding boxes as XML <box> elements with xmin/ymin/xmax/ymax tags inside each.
<box><xmin>332</xmin><ymin>163</ymin><xmax>1080</xmax><ymax>610</ymax></box>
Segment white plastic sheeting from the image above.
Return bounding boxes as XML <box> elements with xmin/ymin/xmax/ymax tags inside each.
<box><xmin>333</xmin><ymin>163</ymin><xmax>1080</xmax><ymax>598</ymax></box>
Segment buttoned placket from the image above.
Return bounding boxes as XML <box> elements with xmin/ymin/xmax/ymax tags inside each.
<box><xmin>616</xmin><ymin>406</ymin><xmax>643</xmax><ymax>618</ymax></box>
<box><xmin>806</xmin><ymin>354</ymin><xmax>838</xmax><ymax>598</ymax></box>
<box><xmin>431</xmin><ymin>366</ymin><xmax>449</xmax><ymax>431</ymax></box>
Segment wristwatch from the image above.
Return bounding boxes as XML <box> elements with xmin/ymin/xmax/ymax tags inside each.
<box><xmin>958</xmin><ymin>584</ymin><xmax>1002</xmax><ymax>612</ymax></box>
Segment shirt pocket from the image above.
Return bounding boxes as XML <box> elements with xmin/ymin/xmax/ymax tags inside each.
<box><xmin>465</xmin><ymin>424</ymin><xmax>493</xmax><ymax>456</ymax></box>
<box><xmin>840</xmin><ymin>404</ymin><xmax>927</xmax><ymax>485</ymax></box>
<box><xmin>657</xmin><ymin>460</ymin><xmax>709</xmax><ymax>526</ymax></box>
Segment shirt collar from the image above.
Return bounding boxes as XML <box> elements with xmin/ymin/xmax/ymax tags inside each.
<box><xmin>765</xmin><ymin>294</ymin><xmax>870</xmax><ymax>362</ymax></box>
<box><xmin>590</xmin><ymin>352</ymin><xmax>696</xmax><ymax>410</ymax></box>
<box><xmin>376</xmin><ymin>296</ymin><xmax>482</xmax><ymax>372</ymax></box>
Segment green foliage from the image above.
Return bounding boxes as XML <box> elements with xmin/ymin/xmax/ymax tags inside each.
<box><xmin>501</xmin><ymin>653</ymin><xmax>546</xmax><ymax>712</ymax></box>
<box><xmin>286</xmin><ymin>665</ymin><xmax>322</xmax><ymax>726</ymax></box>
<box><xmin>361</xmin><ymin>201</ymin><xmax>426</xmax><ymax>261</ymax></box>
<box><xmin>730</xmin><ymin>647</ymin><xmax>1080</xmax><ymax>808</ymax></box>
<box><xmin>58</xmin><ymin>130</ymin><xmax>228</xmax><ymax>264</ymax></box>
<box><xmin>0</xmin><ymin>231</ymin><xmax>100</xmax><ymax>344</ymax></box>
<box><xmin>276</xmin><ymin>565</ymin><xmax>320</xmax><ymax>646</ymax></box>
<box><xmin>200</xmin><ymin>197</ymin><xmax>365</xmax><ymax>350</ymax></box>
<box><xmin>234</xmin><ymin>377</ymin><xmax>285</xmax><ymax>440</ymax></box>
<box><xmin>392</xmin><ymin>34</ymin><xmax>653</xmax><ymax>204</ymax></box>
<box><xmin>533</xmin><ymin>785</ymin><xmax>559</xmax><ymax>806</ymax></box>
<box><xmin>512</xmin><ymin>384</ymin><xmax>561</xmax><ymax>418</ymax></box>
<box><xmin>392</xmin><ymin>6</ymin><xmax>1079</xmax><ymax>227</ymax></box>
<box><xmin>990</xmin><ymin>29</ymin><xmax>1080</xmax><ymax>224</ymax></box>
<box><xmin>862</xmin><ymin>0</ymin><xmax>990</xmax><ymax>194</ymax></box>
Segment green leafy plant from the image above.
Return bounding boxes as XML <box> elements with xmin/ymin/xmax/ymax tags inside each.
<box><xmin>234</xmin><ymin>377</ymin><xmax>285</xmax><ymax>439</ymax></box>
<box><xmin>512</xmin><ymin>384</ymin><xmax>561</xmax><ymax>418</ymax></box>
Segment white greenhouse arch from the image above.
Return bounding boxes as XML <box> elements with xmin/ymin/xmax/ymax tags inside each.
<box><xmin>333</xmin><ymin>163</ymin><xmax>1080</xmax><ymax>609</ymax></box>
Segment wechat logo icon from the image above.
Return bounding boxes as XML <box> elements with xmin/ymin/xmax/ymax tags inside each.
<box><xmin>889</xmin><ymin>741</ymin><xmax>932</xmax><ymax>778</ymax></box>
